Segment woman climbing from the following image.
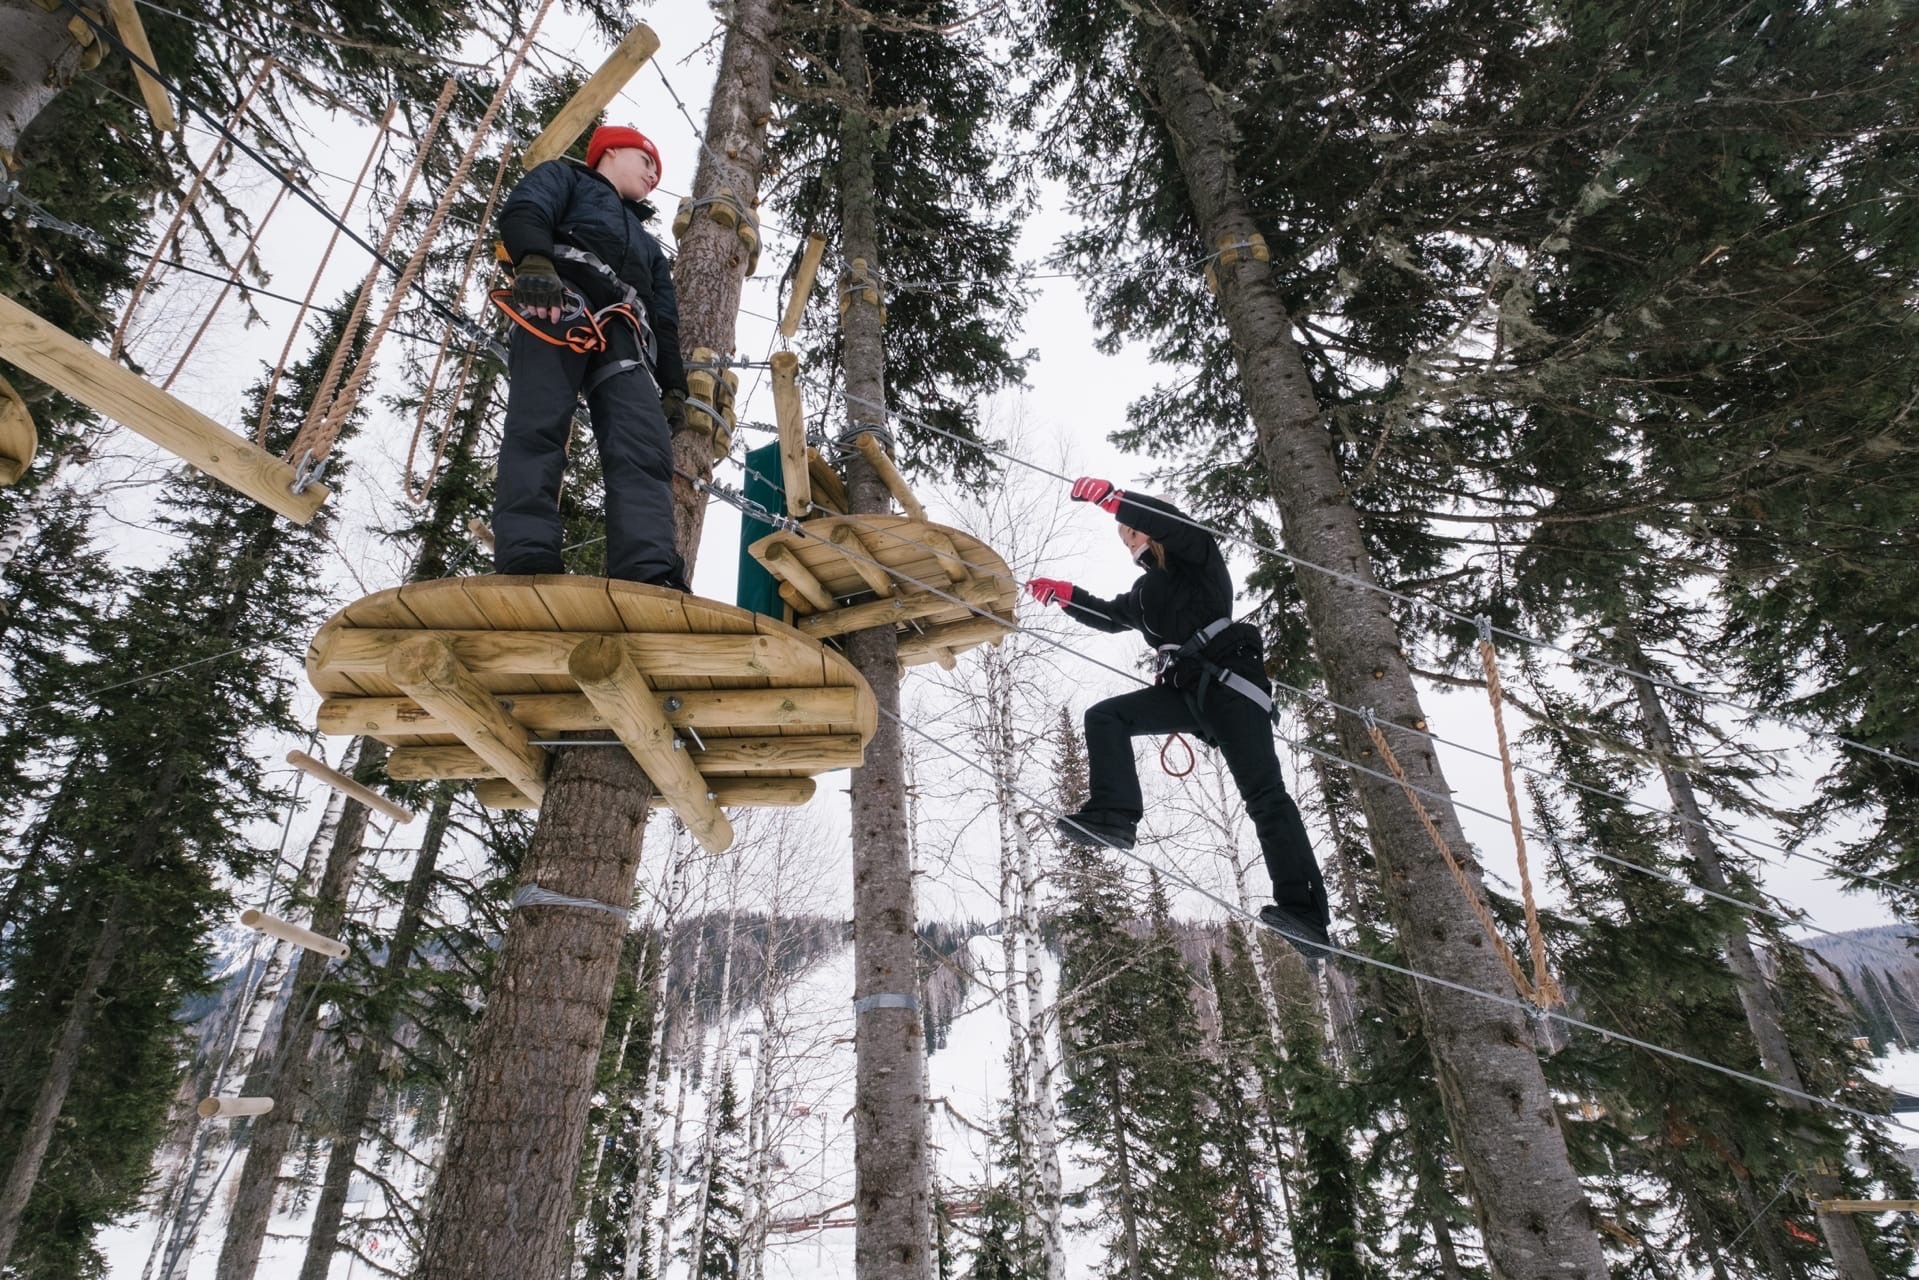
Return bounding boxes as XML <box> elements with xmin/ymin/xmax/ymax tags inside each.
<box><xmin>1027</xmin><ymin>477</ymin><xmax>1332</xmax><ymax>962</ymax></box>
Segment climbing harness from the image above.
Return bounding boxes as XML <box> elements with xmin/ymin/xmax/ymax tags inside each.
<box><xmin>1159</xmin><ymin>617</ymin><xmax>1278</xmax><ymax>720</ymax></box>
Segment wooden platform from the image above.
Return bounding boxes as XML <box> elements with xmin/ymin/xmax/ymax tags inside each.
<box><xmin>745</xmin><ymin>516</ymin><xmax>1017</xmax><ymax>669</ymax></box>
<box><xmin>305</xmin><ymin>576</ymin><xmax>877</xmax><ymax>852</ymax></box>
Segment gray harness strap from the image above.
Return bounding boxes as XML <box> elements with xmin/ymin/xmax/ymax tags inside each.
<box><xmin>1164</xmin><ymin>616</ymin><xmax>1276</xmax><ymax>718</ymax></box>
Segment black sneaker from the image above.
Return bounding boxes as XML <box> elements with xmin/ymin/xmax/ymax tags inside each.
<box><xmin>1258</xmin><ymin>903</ymin><xmax>1332</xmax><ymax>969</ymax></box>
<box><xmin>1053</xmin><ymin>810</ymin><xmax>1137</xmax><ymax>851</ymax></box>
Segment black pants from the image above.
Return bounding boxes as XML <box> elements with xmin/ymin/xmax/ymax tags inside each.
<box><xmin>1085</xmin><ymin>681</ymin><xmax>1328</xmax><ymax>924</ymax></box>
<box><xmin>493</xmin><ymin>317</ymin><xmax>684</xmax><ymax>585</ymax></box>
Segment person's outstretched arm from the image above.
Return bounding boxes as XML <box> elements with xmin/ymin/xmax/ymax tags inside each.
<box><xmin>1026</xmin><ymin>577</ymin><xmax>1140</xmax><ymax>634</ymax></box>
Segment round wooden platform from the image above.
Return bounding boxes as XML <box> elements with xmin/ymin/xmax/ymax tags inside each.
<box><xmin>745</xmin><ymin>515</ymin><xmax>1017</xmax><ymax>668</ymax></box>
<box><xmin>305</xmin><ymin>576</ymin><xmax>876</xmax><ymax>848</ymax></box>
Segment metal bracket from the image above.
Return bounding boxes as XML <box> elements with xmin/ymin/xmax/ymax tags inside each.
<box><xmin>852</xmin><ymin>992</ymin><xmax>920</xmax><ymax>1015</ymax></box>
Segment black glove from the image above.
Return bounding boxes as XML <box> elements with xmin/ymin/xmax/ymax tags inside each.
<box><xmin>661</xmin><ymin>388</ymin><xmax>688</xmax><ymax>431</ymax></box>
<box><xmin>511</xmin><ymin>253</ymin><xmax>565</xmax><ymax>315</ymax></box>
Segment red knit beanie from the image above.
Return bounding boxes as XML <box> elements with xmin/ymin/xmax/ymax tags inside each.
<box><xmin>586</xmin><ymin>125</ymin><xmax>661</xmax><ymax>180</ymax></box>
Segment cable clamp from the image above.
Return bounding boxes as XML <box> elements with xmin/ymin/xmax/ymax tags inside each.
<box><xmin>511</xmin><ymin>884</ymin><xmax>630</xmax><ymax>921</ymax></box>
<box><xmin>852</xmin><ymin>992</ymin><xmax>920</xmax><ymax>1015</ymax></box>
<box><xmin>1475</xmin><ymin>614</ymin><xmax>1494</xmax><ymax>646</ymax></box>
<box><xmin>291</xmin><ymin>449</ymin><xmax>332</xmax><ymax>495</ymax></box>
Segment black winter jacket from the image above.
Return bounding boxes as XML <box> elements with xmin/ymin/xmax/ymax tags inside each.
<box><xmin>1062</xmin><ymin>493</ymin><xmax>1267</xmax><ymax>686</ymax></box>
<box><xmin>498</xmin><ymin>159</ymin><xmax>687</xmax><ymax>395</ymax></box>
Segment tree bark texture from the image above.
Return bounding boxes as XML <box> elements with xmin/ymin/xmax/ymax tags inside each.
<box><xmin>297</xmin><ymin>789</ymin><xmax>454</xmax><ymax>1280</ymax></box>
<box><xmin>669</xmin><ymin>0</ymin><xmax>780</xmax><ymax>576</ymax></box>
<box><xmin>414</xmin><ymin>747</ymin><xmax>653</xmax><ymax>1280</ymax></box>
<box><xmin>836</xmin><ymin>17</ymin><xmax>935</xmax><ymax>1280</ymax></box>
<box><xmin>215</xmin><ymin>745</ymin><xmax>379</xmax><ymax>1280</ymax></box>
<box><xmin>1140</xmin><ymin>13</ymin><xmax>1609</xmax><ymax>1277</ymax></box>
<box><xmin>0</xmin><ymin>0</ymin><xmax>86</xmax><ymax>164</ymax></box>
<box><xmin>1618</xmin><ymin>626</ymin><xmax>1876</xmax><ymax>1280</ymax></box>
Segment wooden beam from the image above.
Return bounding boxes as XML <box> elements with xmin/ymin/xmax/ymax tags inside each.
<box><xmin>770</xmin><ymin>352</ymin><xmax>812</xmax><ymax>517</ymax></box>
<box><xmin>568</xmin><ymin>636</ymin><xmax>733</xmax><ymax>853</ymax></box>
<box><xmin>829</xmin><ymin>524</ymin><xmax>896</xmax><ymax>598</ymax></box>
<box><xmin>387</xmin><ymin>745</ymin><xmax>503</xmax><ymax>781</ymax></box>
<box><xmin>806</xmin><ymin>447</ymin><xmax>850</xmax><ymax>514</ymax></box>
<box><xmin>851</xmin><ymin>434</ymin><xmax>926</xmax><ymax>521</ymax></box>
<box><xmin>919</xmin><ymin>528</ymin><xmax>974</xmax><ymax>584</ymax></box>
<box><xmin>0</xmin><ymin>295</ymin><xmax>327</xmax><ymax>522</ymax></box>
<box><xmin>521</xmin><ymin>23</ymin><xmax>661</xmax><ymax>169</ymax></box>
<box><xmin>0</xmin><ymin>370</ymin><xmax>36</xmax><ymax>486</ymax></box>
<box><xmin>897</xmin><ymin>615</ymin><xmax>1014</xmax><ymax>666</ymax></box>
<box><xmin>759</xmin><ymin>539</ymin><xmax>835</xmax><ymax>614</ymax></box>
<box><xmin>798</xmin><ymin>579</ymin><xmax>1003</xmax><ymax>640</ymax></box>
<box><xmin>385</xmin><ymin>636</ymin><xmax>547</xmax><ymax>804</ymax></box>
<box><xmin>106</xmin><ymin>0</ymin><xmax>178</xmax><ymax>132</ymax></box>
<box><xmin>239</xmin><ymin>907</ymin><xmax>350</xmax><ymax>959</ymax></box>
<box><xmin>778</xmin><ymin>235</ymin><xmax>827</xmax><ymax>338</ymax></box>
<box><xmin>474</xmin><ymin>774</ymin><xmax>818</xmax><ymax>811</ymax></box>
<box><xmin>285</xmin><ymin>750</ymin><xmax>415</xmax><ymax>824</ymax></box>
<box><xmin>318</xmin><ymin>687</ymin><xmax>864</xmax><ymax>737</ymax></box>
<box><xmin>311</xmin><ymin>629</ymin><xmax>816</xmax><ymax>683</ymax></box>
<box><xmin>691</xmin><ymin>735</ymin><xmax>865</xmax><ymax>773</ymax></box>
<box><xmin>1810</xmin><ymin>1200</ymin><xmax>1919</xmax><ymax>1214</ymax></box>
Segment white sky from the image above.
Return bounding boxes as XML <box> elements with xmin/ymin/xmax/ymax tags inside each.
<box><xmin>74</xmin><ymin>1</ymin><xmax>1905</xmax><ymax>950</ymax></box>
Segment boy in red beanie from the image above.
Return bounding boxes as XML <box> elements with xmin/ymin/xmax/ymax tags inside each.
<box><xmin>491</xmin><ymin>124</ymin><xmax>689</xmax><ymax>589</ymax></box>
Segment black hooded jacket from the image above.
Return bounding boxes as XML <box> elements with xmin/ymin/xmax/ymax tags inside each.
<box><xmin>497</xmin><ymin>158</ymin><xmax>687</xmax><ymax>395</ymax></box>
<box><xmin>1061</xmin><ymin>493</ymin><xmax>1266</xmax><ymax>685</ymax></box>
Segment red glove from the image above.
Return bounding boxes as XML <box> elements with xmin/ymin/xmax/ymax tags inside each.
<box><xmin>1070</xmin><ymin>476</ymin><xmax>1123</xmax><ymax>514</ymax></box>
<box><xmin>1027</xmin><ymin>578</ymin><xmax>1074</xmax><ymax>608</ymax></box>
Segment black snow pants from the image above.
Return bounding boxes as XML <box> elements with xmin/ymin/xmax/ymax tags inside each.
<box><xmin>1084</xmin><ymin>681</ymin><xmax>1328</xmax><ymax>926</ymax></box>
<box><xmin>493</xmin><ymin>315</ymin><xmax>685</xmax><ymax>586</ymax></box>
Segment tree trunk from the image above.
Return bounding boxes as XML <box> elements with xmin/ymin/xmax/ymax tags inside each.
<box><xmin>835</xmin><ymin>17</ymin><xmax>935</xmax><ymax>1280</ymax></box>
<box><xmin>1617</xmin><ymin>623</ymin><xmax>1877</xmax><ymax>1280</ymax></box>
<box><xmin>1139</xmin><ymin>12</ymin><xmax>1607</xmax><ymax>1277</ymax></box>
<box><xmin>0</xmin><ymin>891</ymin><xmax>128</xmax><ymax>1265</ymax></box>
<box><xmin>616</xmin><ymin>840</ymin><xmax>686</xmax><ymax>1280</ymax></box>
<box><xmin>1103</xmin><ymin>1057</ymin><xmax>1145</xmax><ymax>1280</ymax></box>
<box><xmin>214</xmin><ymin>744</ymin><xmax>379</xmax><ymax>1280</ymax></box>
<box><xmin>297</xmin><ymin>788</ymin><xmax>454</xmax><ymax>1280</ymax></box>
<box><xmin>413</xmin><ymin>4</ymin><xmax>774</xmax><ymax>1274</ymax></box>
<box><xmin>0</xmin><ymin>0</ymin><xmax>86</xmax><ymax>166</ymax></box>
<box><xmin>687</xmin><ymin>895</ymin><xmax>742</xmax><ymax>1271</ymax></box>
<box><xmin>656</xmin><ymin>906</ymin><xmax>712</xmax><ymax>1280</ymax></box>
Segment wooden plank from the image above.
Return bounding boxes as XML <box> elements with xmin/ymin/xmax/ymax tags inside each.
<box><xmin>778</xmin><ymin>235</ymin><xmax>827</xmax><ymax>338</ymax></box>
<box><xmin>761</xmin><ymin>539</ymin><xmax>834</xmax><ymax>613</ymax></box>
<box><xmin>387</xmin><ymin>745</ymin><xmax>502</xmax><ymax>781</ymax></box>
<box><xmin>0</xmin><ymin>295</ymin><xmax>327</xmax><ymax>522</ymax></box>
<box><xmin>475</xmin><ymin>774</ymin><xmax>817</xmax><ymax>811</ymax></box>
<box><xmin>896</xmin><ymin>616</ymin><xmax>1014</xmax><ymax>666</ymax></box>
<box><xmin>0</xmin><ymin>370</ymin><xmax>36</xmax><ymax>485</ymax></box>
<box><xmin>105</xmin><ymin>0</ymin><xmax>178</xmax><ymax>131</ymax></box>
<box><xmin>851</xmin><ymin>434</ymin><xmax>926</xmax><ymax>521</ymax></box>
<box><xmin>1810</xmin><ymin>1199</ymin><xmax>1919</xmax><ymax>1214</ymax></box>
<box><xmin>799</xmin><ymin>579</ymin><xmax>1003</xmax><ymax>640</ymax></box>
<box><xmin>534</xmin><ymin>575</ymin><xmax>625</xmax><ymax>633</ymax></box>
<box><xmin>458</xmin><ymin>575</ymin><xmax>573</xmax><ymax>694</ymax></box>
<box><xmin>691</xmin><ymin>734</ymin><xmax>865</xmax><ymax>773</ymax></box>
<box><xmin>569</xmin><ymin>635</ymin><xmax>733</xmax><ymax>853</ymax></box>
<box><xmin>770</xmin><ymin>352</ymin><xmax>812</xmax><ymax>516</ymax></box>
<box><xmin>285</xmin><ymin>750</ymin><xmax>416</xmax><ymax>824</ymax></box>
<box><xmin>806</xmin><ymin>448</ymin><xmax>850</xmax><ymax>513</ymax></box>
<box><xmin>319</xmin><ymin>687</ymin><xmax>864</xmax><ymax>738</ymax></box>
<box><xmin>829</xmin><ymin>524</ymin><xmax>897</xmax><ymax>598</ymax></box>
<box><xmin>385</xmin><ymin>635</ymin><xmax>548</xmax><ymax>804</ymax></box>
<box><xmin>312</xmin><ymin>629</ymin><xmax>818</xmax><ymax>683</ymax></box>
<box><xmin>521</xmin><ymin>23</ymin><xmax>661</xmax><ymax>169</ymax></box>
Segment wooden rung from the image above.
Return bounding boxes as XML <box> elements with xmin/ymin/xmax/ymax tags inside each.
<box><xmin>0</xmin><ymin>295</ymin><xmax>328</xmax><ymax>522</ymax></box>
<box><xmin>928</xmin><ymin>646</ymin><xmax>958</xmax><ymax>670</ymax></box>
<box><xmin>897</xmin><ymin>615</ymin><xmax>1014</xmax><ymax>666</ymax></box>
<box><xmin>286</xmin><ymin>750</ymin><xmax>415</xmax><ymax>824</ymax></box>
<box><xmin>467</xmin><ymin>517</ymin><xmax>495</xmax><ymax>550</ymax></box>
<box><xmin>521</xmin><ymin>23</ymin><xmax>661</xmax><ymax>169</ymax></box>
<box><xmin>1810</xmin><ymin>1199</ymin><xmax>1919</xmax><ymax>1214</ymax></box>
<box><xmin>106</xmin><ymin>0</ymin><xmax>178</xmax><ymax>132</ymax></box>
<box><xmin>310</xmin><ymin>629</ymin><xmax>818</xmax><ymax>684</ymax></box>
<box><xmin>761</xmin><ymin>540</ymin><xmax>835</xmax><ymax>614</ymax></box>
<box><xmin>385</xmin><ymin>636</ymin><xmax>547</xmax><ymax>805</ymax></box>
<box><xmin>568</xmin><ymin>636</ymin><xmax>733</xmax><ymax>853</ymax></box>
<box><xmin>806</xmin><ymin>448</ymin><xmax>850</xmax><ymax>514</ymax></box>
<box><xmin>770</xmin><ymin>352</ymin><xmax>812</xmax><ymax>517</ymax></box>
<box><xmin>0</xmin><ymin>370</ymin><xmax>36</xmax><ymax>485</ymax></box>
<box><xmin>850</xmin><ymin>434</ymin><xmax>925</xmax><ymax>522</ymax></box>
<box><xmin>239</xmin><ymin>907</ymin><xmax>349</xmax><ymax>959</ymax></box>
<box><xmin>778</xmin><ymin>235</ymin><xmax>827</xmax><ymax>339</ymax></box>
<box><xmin>197</xmin><ymin>1096</ymin><xmax>274</xmax><ymax>1119</ymax></box>
<box><xmin>690</xmin><ymin>734</ymin><xmax>865</xmax><ymax>773</ymax></box>
<box><xmin>798</xmin><ymin>579</ymin><xmax>1003</xmax><ymax>641</ymax></box>
<box><xmin>317</xmin><ymin>687</ymin><xmax>864</xmax><ymax>738</ymax></box>
<box><xmin>919</xmin><ymin>528</ymin><xmax>973</xmax><ymax>584</ymax></box>
<box><xmin>474</xmin><ymin>775</ymin><xmax>818</xmax><ymax>811</ymax></box>
<box><xmin>829</xmin><ymin>524</ymin><xmax>897</xmax><ymax>598</ymax></box>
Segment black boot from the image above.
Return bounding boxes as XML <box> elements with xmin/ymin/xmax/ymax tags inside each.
<box><xmin>1258</xmin><ymin>903</ymin><xmax>1332</xmax><ymax>969</ymax></box>
<box><xmin>1053</xmin><ymin>809</ymin><xmax>1137</xmax><ymax>851</ymax></box>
